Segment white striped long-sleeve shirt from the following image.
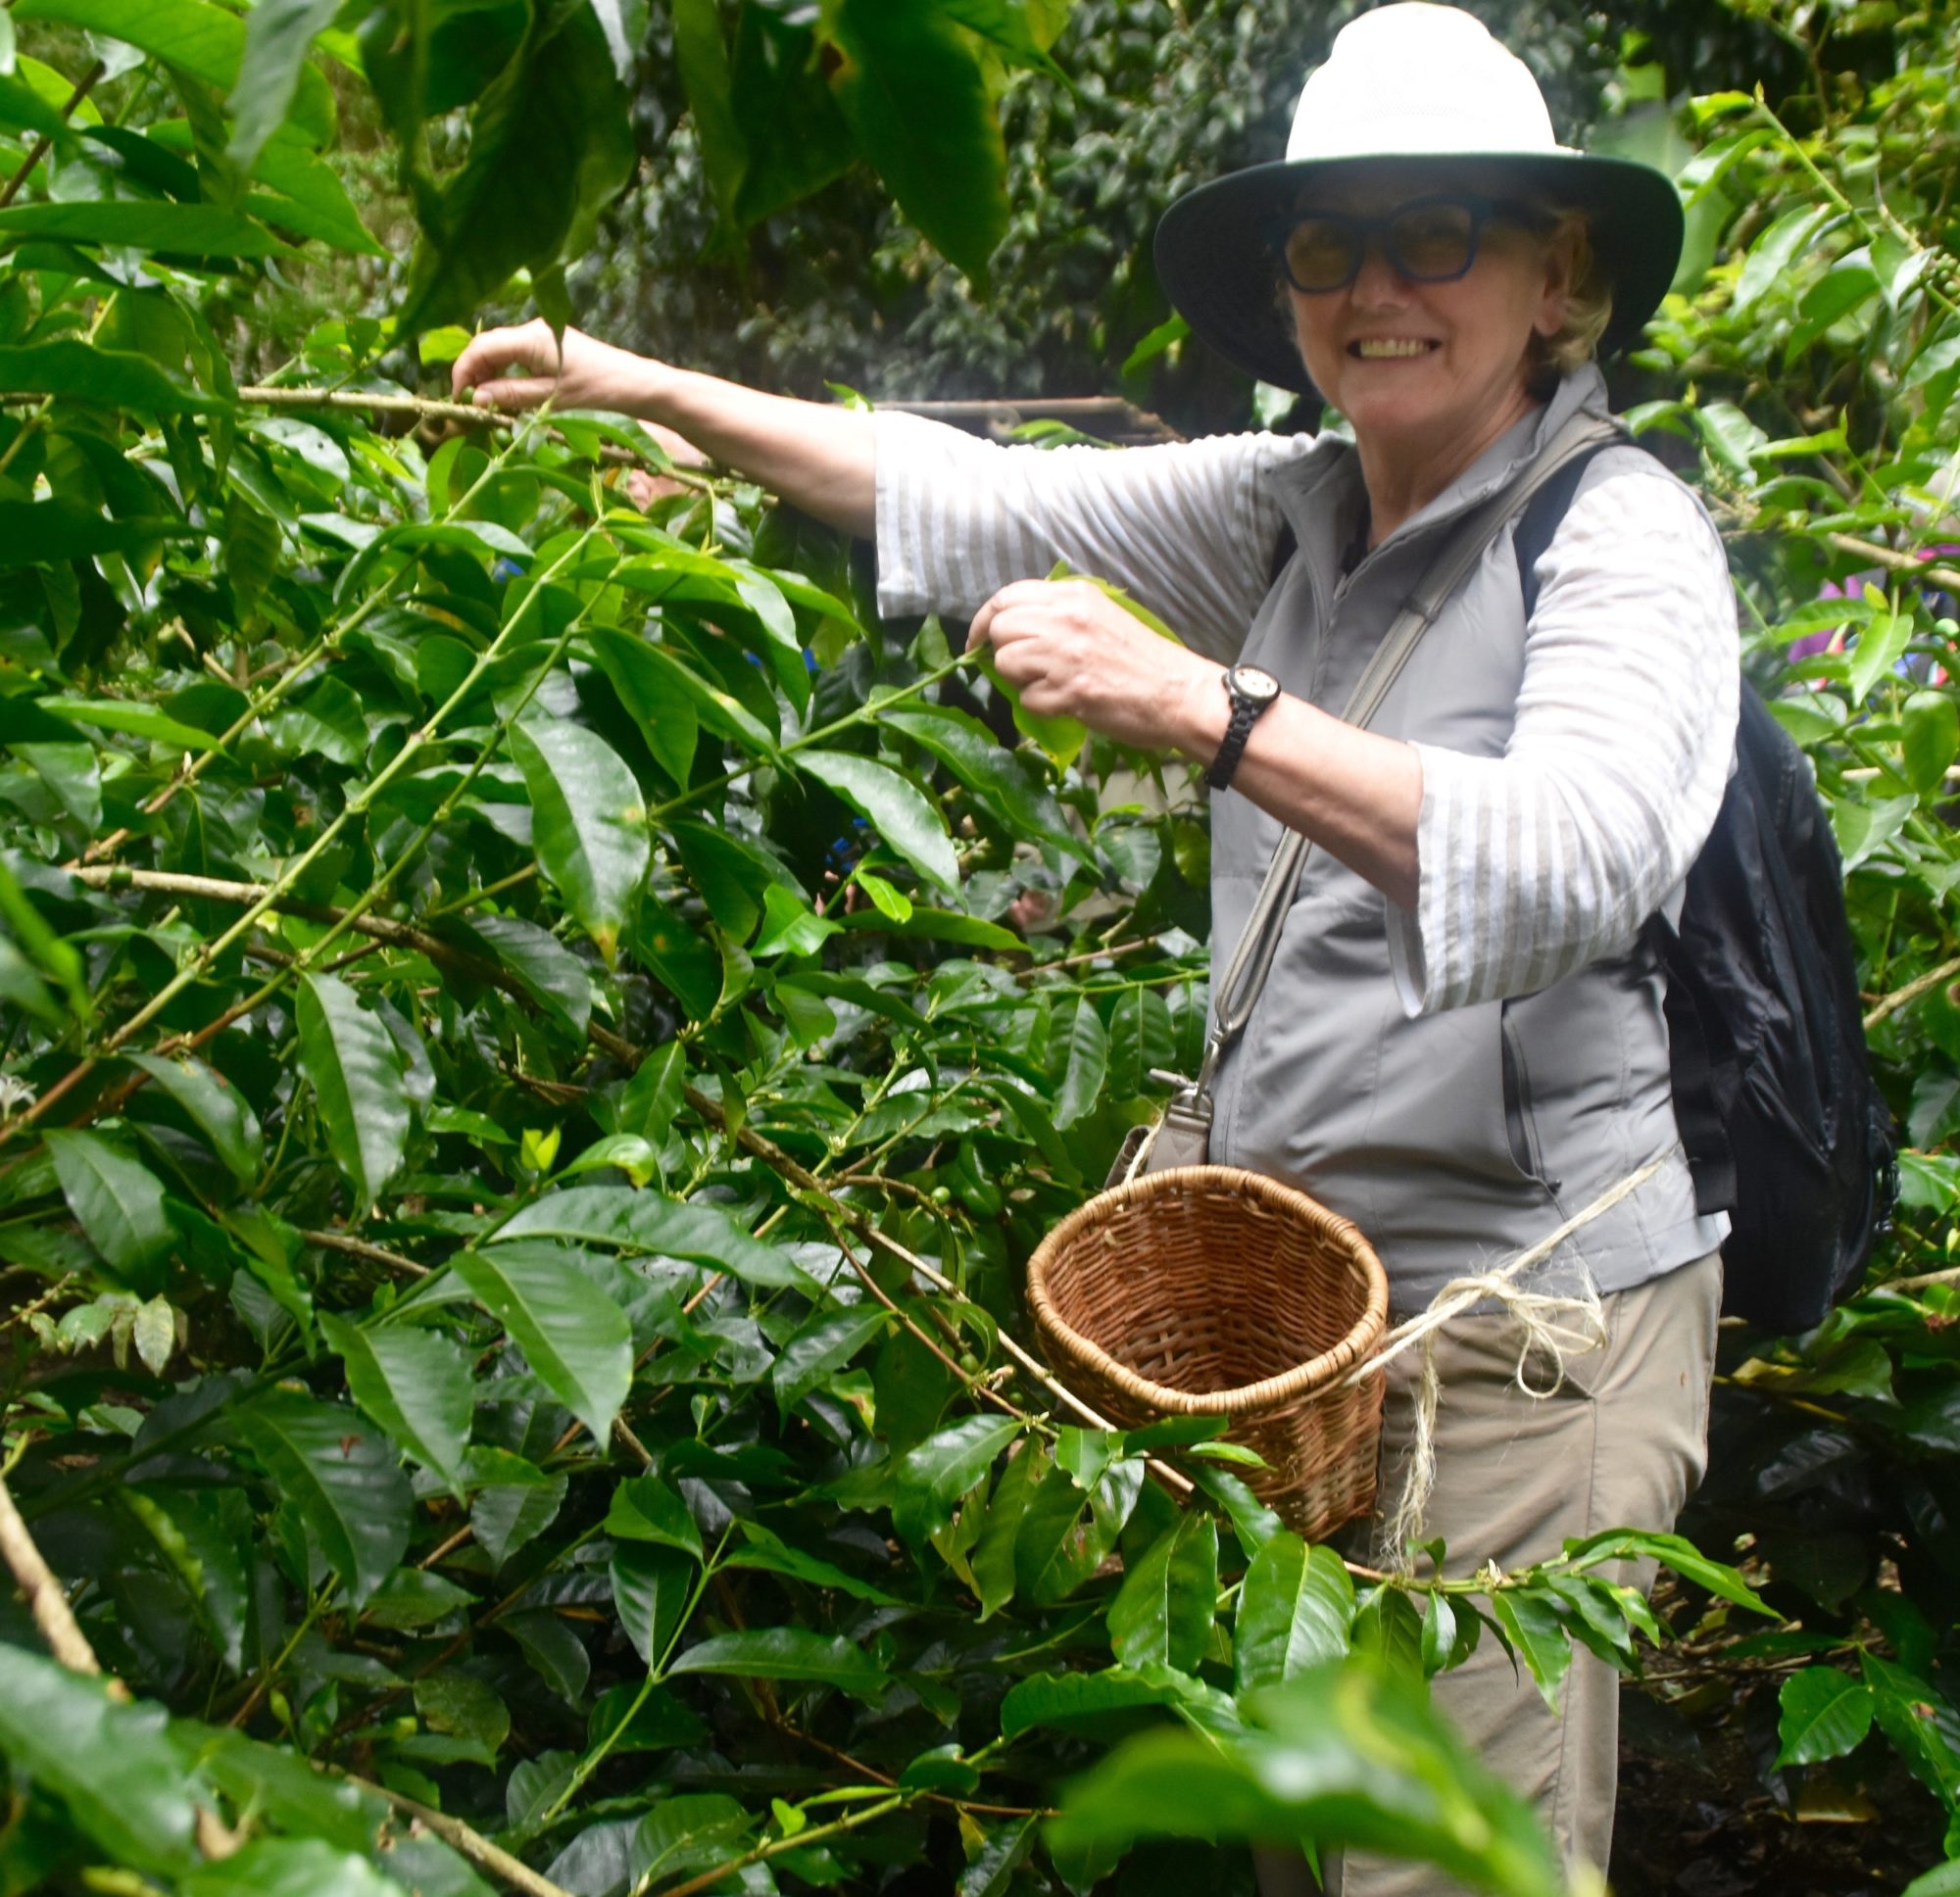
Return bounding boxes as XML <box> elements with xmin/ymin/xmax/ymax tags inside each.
<box><xmin>872</xmin><ymin>410</ymin><xmax>1739</xmax><ymax>1019</ymax></box>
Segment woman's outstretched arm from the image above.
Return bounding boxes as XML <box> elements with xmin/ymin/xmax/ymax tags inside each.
<box><xmin>451</xmin><ymin>320</ymin><xmax>878</xmax><ymax>538</ymax></box>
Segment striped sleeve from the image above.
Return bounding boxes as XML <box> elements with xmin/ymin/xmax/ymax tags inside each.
<box><xmin>873</xmin><ymin>411</ymin><xmax>1307</xmax><ymax>662</ymax></box>
<box><xmin>1386</xmin><ymin>464</ymin><xmax>1740</xmax><ymax>1017</ymax></box>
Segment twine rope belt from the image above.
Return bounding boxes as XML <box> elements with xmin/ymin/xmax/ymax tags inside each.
<box><xmin>1335</xmin><ymin>1152</ymin><xmax>1672</xmax><ymax>1566</ymax></box>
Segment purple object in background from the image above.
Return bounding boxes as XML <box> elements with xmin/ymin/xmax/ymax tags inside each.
<box><xmin>1788</xmin><ymin>545</ymin><xmax>1960</xmax><ymax>675</ymax></box>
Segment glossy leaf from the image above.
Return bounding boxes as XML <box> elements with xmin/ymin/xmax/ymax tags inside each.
<box><xmin>879</xmin><ymin>705</ymin><xmax>1085</xmax><ymax>859</ymax></box>
<box><xmin>670</xmin><ymin>1628</ymin><xmax>887</xmax><ymax>1700</ymax></box>
<box><xmin>890</xmin><ymin>1414</ymin><xmax>1023</xmax><ymax>1543</ymax></box>
<box><xmin>470</xmin><ymin>1452</ymin><xmax>568</xmax><ymax>1570</ymax></box>
<box><xmin>1775</xmin><ymin>1666</ymin><xmax>1875</xmax><ymax>1767</ymax></box>
<box><xmin>1488</xmin><ymin>1588</ymin><xmax>1573</xmax><ymax>1712</ymax></box>
<box><xmin>46</xmin><ymin>1129</ymin><xmax>172</xmax><ymax>1290</ymax></box>
<box><xmin>0</xmin><ymin>199</ymin><xmax>288</xmax><ymax>256</ymax></box>
<box><xmin>0</xmin><ymin>340</ymin><xmax>207</xmax><ymax>412</ymax></box>
<box><xmin>998</xmin><ymin>1667</ymin><xmax>1194</xmax><ymax>1741</ymax></box>
<box><xmin>1105</xmin><ymin>987</ymin><xmax>1175</xmax><ymax>1098</ymax></box>
<box><xmin>1048</xmin><ymin>1662</ymin><xmax>1563</xmax><ymax>1897</ymax></box>
<box><xmin>321</xmin><ymin>1312</ymin><xmax>474</xmax><ymax>1494</ymax></box>
<box><xmin>15</xmin><ymin>0</ymin><xmax>334</xmax><ymax>142</ymax></box>
<box><xmin>494</xmin><ymin>1187</ymin><xmax>814</xmax><ymax>1289</ymax></box>
<box><xmin>296</xmin><ymin>972</ymin><xmax>412</xmax><ymax>1213</ymax></box>
<box><xmin>1864</xmin><ymin>1654</ymin><xmax>1960</xmax><ymax>1808</ymax></box>
<box><xmin>236</xmin><ymin>1389</ymin><xmax>413</xmax><ymax>1606</ymax></box>
<box><xmin>397</xmin><ymin>2</ymin><xmax>635</xmax><ymax>330</ymax></box>
<box><xmin>1107</xmin><ymin>1511</ymin><xmax>1217</xmax><ymax>1672</ymax></box>
<box><xmin>453</xmin><ymin>1241</ymin><xmax>632</xmax><ymax>1447</ymax></box>
<box><xmin>604</xmin><ymin>1475</ymin><xmax>705</xmax><ymax>1560</ymax></box>
<box><xmin>0</xmin><ymin>1646</ymin><xmax>195</xmax><ymax>1876</ymax></box>
<box><xmin>182</xmin><ymin>1839</ymin><xmax>408</xmax><ymax>1897</ymax></box>
<box><xmin>1051</xmin><ymin>1000</ymin><xmax>1107</xmax><ymax>1131</ymax></box>
<box><xmin>973</xmin><ymin>1440</ymin><xmax>1047</xmax><ymax>1619</ymax></box>
<box><xmin>824</xmin><ymin>0</ymin><xmax>1006</xmax><ymax>283</ymax></box>
<box><xmin>226</xmin><ymin>0</ymin><xmax>341</xmax><ymax>170</ymax></box>
<box><xmin>611</xmin><ymin>1542</ymin><xmax>700</xmax><ymax>1667</ymax></box>
<box><xmin>796</xmin><ymin>747</ymin><xmax>959</xmax><ymax>894</ymax></box>
<box><xmin>1235</xmin><ymin>1532</ymin><xmax>1355</xmax><ymax>1695</ymax></box>
<box><xmin>127</xmin><ymin>1052</ymin><xmax>262</xmax><ymax>1185</ymax></box>
<box><xmin>771</xmin><ymin>1302</ymin><xmax>892</xmax><ymax>1412</ymax></box>
<box><xmin>511</xmin><ymin>717</ymin><xmax>650</xmax><ymax>965</ymax></box>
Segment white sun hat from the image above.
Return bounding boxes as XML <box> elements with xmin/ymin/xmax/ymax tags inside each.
<box><xmin>1153</xmin><ymin>3</ymin><xmax>1684</xmax><ymax>393</ymax></box>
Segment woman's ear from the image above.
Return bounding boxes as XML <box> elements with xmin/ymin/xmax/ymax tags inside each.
<box><xmin>1533</xmin><ymin>220</ymin><xmax>1582</xmax><ymax>338</ymax></box>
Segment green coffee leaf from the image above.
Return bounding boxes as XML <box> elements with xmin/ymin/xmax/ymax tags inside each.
<box><xmin>611</xmin><ymin>1543</ymin><xmax>702</xmax><ymax>1667</ymax></box>
<box><xmin>771</xmin><ymin>1302</ymin><xmax>892</xmax><ymax>1413</ymax></box>
<box><xmin>128</xmin><ymin>1052</ymin><xmax>262</xmax><ymax>1185</ymax></box>
<box><xmin>226</xmin><ymin>0</ymin><xmax>341</xmax><ymax>170</ymax></box>
<box><xmin>0</xmin><ymin>339</ymin><xmax>208</xmax><ymax>412</ymax></box>
<box><xmin>1105</xmin><ymin>987</ymin><xmax>1175</xmax><ymax>1098</ymax></box>
<box><xmin>453</xmin><ymin>1241</ymin><xmax>632</xmax><ymax>1447</ymax></box>
<box><xmin>322</xmin><ymin>1312</ymin><xmax>474</xmax><ymax>1495</ymax></box>
<box><xmin>796</xmin><ymin>748</ymin><xmax>958</xmax><ymax>894</ymax></box>
<box><xmin>1234</xmin><ymin>1532</ymin><xmax>1354</xmax><ymax>1695</ymax></box>
<box><xmin>1052</xmin><ymin>1000</ymin><xmax>1107</xmax><ymax>1131</ymax></box>
<box><xmin>1107</xmin><ymin>1511</ymin><xmax>1217</xmax><ymax>1672</ymax></box>
<box><xmin>511</xmin><ymin>716</ymin><xmax>650</xmax><ymax>965</ymax></box>
<box><xmin>182</xmin><ymin>1840</ymin><xmax>409</xmax><ymax>1897</ymax></box>
<box><xmin>670</xmin><ymin>1628</ymin><xmax>887</xmax><ymax>1700</ymax></box>
<box><xmin>1775</xmin><ymin>1666</ymin><xmax>1875</xmax><ymax>1767</ymax></box>
<box><xmin>296</xmin><ymin>972</ymin><xmax>412</xmax><ymax>1213</ymax></box>
<box><xmin>604</xmin><ymin>1475</ymin><xmax>705</xmax><ymax>1560</ymax></box>
<box><xmin>879</xmin><ymin>705</ymin><xmax>1085</xmax><ymax>859</ymax></box>
<box><xmin>237</xmin><ymin>1389</ymin><xmax>413</xmax><ymax>1607</ymax></box>
<box><xmin>1488</xmin><ymin>1588</ymin><xmax>1573</xmax><ymax>1712</ymax></box>
<box><xmin>47</xmin><ymin>1129</ymin><xmax>173</xmax><ymax>1291</ymax></box>
<box><xmin>0</xmin><ymin>1647</ymin><xmax>195</xmax><ymax>1876</ymax></box>
<box><xmin>495</xmin><ymin>1187</ymin><xmax>814</xmax><ymax>1290</ymax></box>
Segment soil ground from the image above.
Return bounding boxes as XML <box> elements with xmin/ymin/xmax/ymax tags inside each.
<box><xmin>1610</xmin><ymin>1685</ymin><xmax>1944</xmax><ymax>1896</ymax></box>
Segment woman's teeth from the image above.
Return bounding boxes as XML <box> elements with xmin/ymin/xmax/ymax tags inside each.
<box><xmin>1351</xmin><ymin>339</ymin><xmax>1435</xmax><ymax>359</ymax></box>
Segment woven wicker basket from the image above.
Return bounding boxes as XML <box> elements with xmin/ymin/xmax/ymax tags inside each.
<box><xmin>1026</xmin><ymin>1164</ymin><xmax>1391</xmax><ymax>1543</ymax></box>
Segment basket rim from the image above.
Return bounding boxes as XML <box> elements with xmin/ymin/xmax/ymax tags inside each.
<box><xmin>1025</xmin><ymin>1164</ymin><xmax>1390</xmax><ymax>1418</ymax></box>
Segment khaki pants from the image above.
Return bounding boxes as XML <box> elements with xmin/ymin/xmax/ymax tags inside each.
<box><xmin>1257</xmin><ymin>1252</ymin><xmax>1722</xmax><ymax>1897</ymax></box>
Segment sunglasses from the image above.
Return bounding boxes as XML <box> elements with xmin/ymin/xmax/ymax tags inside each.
<box><xmin>1273</xmin><ymin>195</ymin><xmax>1545</xmax><ymax>294</ymax></box>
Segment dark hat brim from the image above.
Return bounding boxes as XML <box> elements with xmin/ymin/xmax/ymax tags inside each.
<box><xmin>1152</xmin><ymin>152</ymin><xmax>1685</xmax><ymax>395</ymax></box>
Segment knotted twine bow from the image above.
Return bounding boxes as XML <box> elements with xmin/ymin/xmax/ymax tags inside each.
<box><xmin>1336</xmin><ymin>1152</ymin><xmax>1672</xmax><ymax>1570</ymax></box>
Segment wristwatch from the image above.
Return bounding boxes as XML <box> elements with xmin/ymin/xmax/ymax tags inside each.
<box><xmin>1205</xmin><ymin>664</ymin><xmax>1282</xmax><ymax>792</ymax></box>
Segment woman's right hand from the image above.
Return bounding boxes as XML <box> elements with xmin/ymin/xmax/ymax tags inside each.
<box><xmin>449</xmin><ymin>321</ymin><xmax>880</xmax><ymax>538</ymax></box>
<box><xmin>451</xmin><ymin>319</ymin><xmax>663</xmax><ymax>419</ymax></box>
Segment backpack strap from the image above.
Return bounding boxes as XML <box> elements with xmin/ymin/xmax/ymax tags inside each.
<box><xmin>1641</xmin><ymin>915</ymin><xmax>1740</xmax><ymax>1216</ymax></box>
<box><xmin>1516</xmin><ymin>435</ymin><xmax>1616</xmax><ymax>619</ymax></box>
<box><xmin>1508</xmin><ymin>426</ymin><xmax>1741</xmax><ymax>1220</ymax></box>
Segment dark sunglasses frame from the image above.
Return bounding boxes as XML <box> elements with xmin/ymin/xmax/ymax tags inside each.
<box><xmin>1271</xmin><ymin>193</ymin><xmax>1548</xmax><ymax>294</ymax></box>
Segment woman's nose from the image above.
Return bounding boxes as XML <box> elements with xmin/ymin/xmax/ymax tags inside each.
<box><xmin>1350</xmin><ymin>240</ymin><xmax>1411</xmax><ymax>305</ymax></box>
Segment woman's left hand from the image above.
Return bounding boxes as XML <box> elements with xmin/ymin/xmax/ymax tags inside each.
<box><xmin>968</xmin><ymin>578</ymin><xmax>1215</xmax><ymax>753</ymax></box>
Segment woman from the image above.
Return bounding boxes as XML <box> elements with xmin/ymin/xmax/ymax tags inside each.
<box><xmin>454</xmin><ymin>6</ymin><xmax>1736</xmax><ymax>1886</ymax></box>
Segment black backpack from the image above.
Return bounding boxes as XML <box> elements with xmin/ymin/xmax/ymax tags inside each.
<box><xmin>1516</xmin><ymin>452</ymin><xmax>1898</xmax><ymax>1332</ymax></box>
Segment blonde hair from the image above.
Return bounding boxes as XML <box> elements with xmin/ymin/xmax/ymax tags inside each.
<box><xmin>1526</xmin><ymin>209</ymin><xmax>1614</xmax><ymax>395</ymax></box>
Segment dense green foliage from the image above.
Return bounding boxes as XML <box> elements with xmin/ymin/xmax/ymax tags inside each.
<box><xmin>0</xmin><ymin>0</ymin><xmax>1958</xmax><ymax>1893</ymax></box>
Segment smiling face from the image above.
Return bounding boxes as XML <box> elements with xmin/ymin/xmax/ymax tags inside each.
<box><xmin>1284</xmin><ymin>170</ymin><xmax>1575</xmax><ymax>498</ymax></box>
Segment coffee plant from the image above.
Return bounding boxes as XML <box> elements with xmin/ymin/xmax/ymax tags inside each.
<box><xmin>0</xmin><ymin>0</ymin><xmax>1956</xmax><ymax>1893</ymax></box>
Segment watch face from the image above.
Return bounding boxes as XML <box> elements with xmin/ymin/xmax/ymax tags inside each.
<box><xmin>1231</xmin><ymin>665</ymin><xmax>1282</xmax><ymax>704</ymax></box>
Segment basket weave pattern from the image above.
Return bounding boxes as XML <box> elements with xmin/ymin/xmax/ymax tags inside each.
<box><xmin>1026</xmin><ymin>1164</ymin><xmax>1391</xmax><ymax>1543</ymax></box>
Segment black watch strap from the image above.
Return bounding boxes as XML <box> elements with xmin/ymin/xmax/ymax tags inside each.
<box><xmin>1205</xmin><ymin>666</ymin><xmax>1278</xmax><ymax>792</ymax></box>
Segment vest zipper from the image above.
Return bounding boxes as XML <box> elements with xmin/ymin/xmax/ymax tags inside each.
<box><xmin>1500</xmin><ymin>1003</ymin><xmax>1561</xmax><ymax>1192</ymax></box>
